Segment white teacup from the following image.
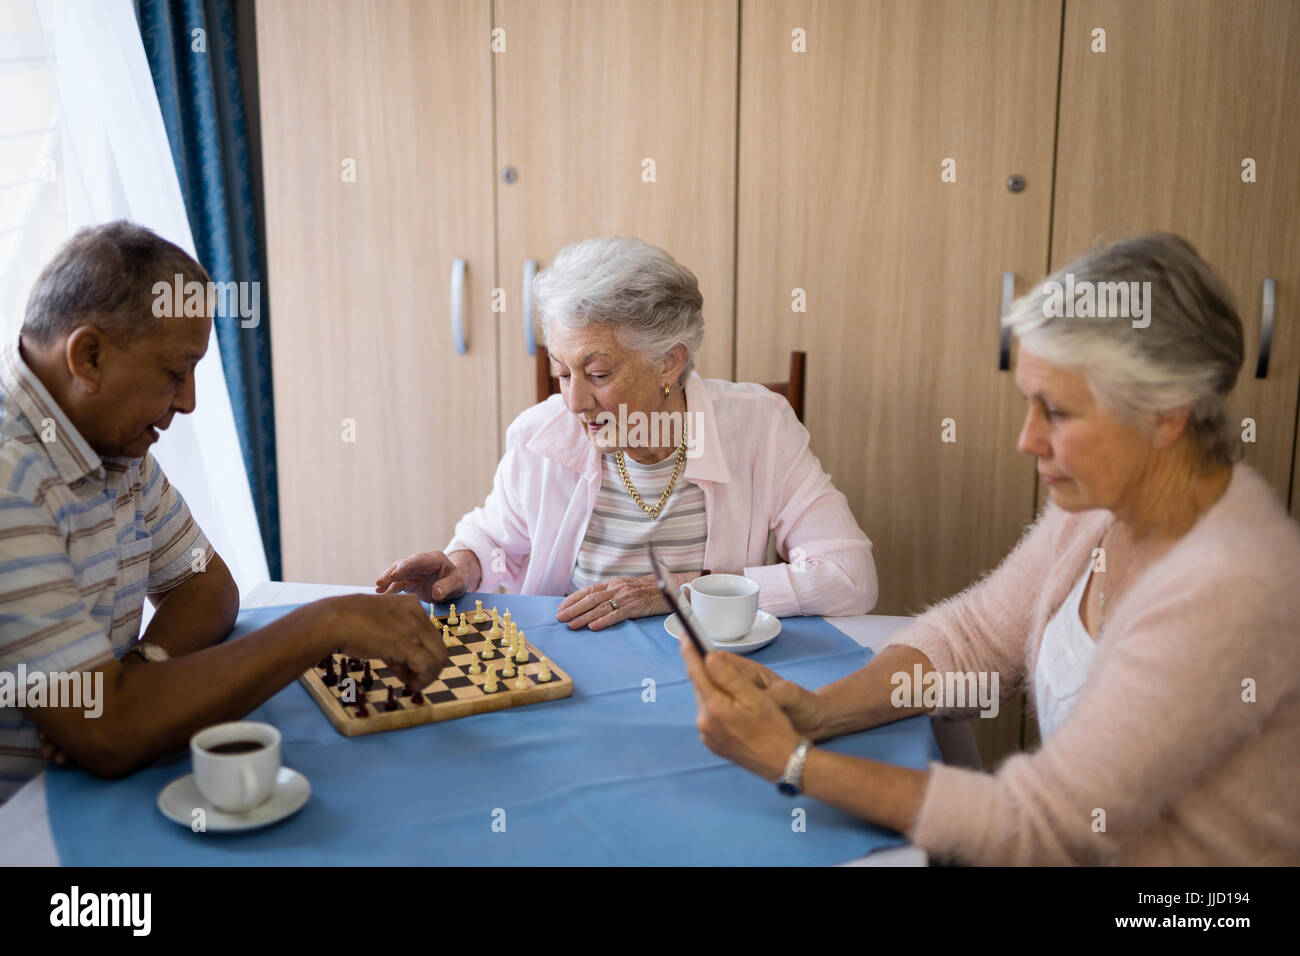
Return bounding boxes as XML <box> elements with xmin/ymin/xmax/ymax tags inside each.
<box><xmin>191</xmin><ymin>721</ymin><xmax>281</xmax><ymax>813</ymax></box>
<box><xmin>679</xmin><ymin>573</ymin><xmax>760</xmax><ymax>642</ymax></box>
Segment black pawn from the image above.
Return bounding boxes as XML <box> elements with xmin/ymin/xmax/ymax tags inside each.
<box><xmin>356</xmin><ymin>701</ymin><xmax>369</xmax><ymax>717</ymax></box>
<box><xmin>321</xmin><ymin>656</ymin><xmax>337</xmax><ymax>686</ymax></box>
<box><xmin>362</xmin><ymin>661</ymin><xmax>374</xmax><ymax>689</ymax></box>
<box><xmin>411</xmin><ymin>691</ymin><xmax>424</xmax><ymax>705</ymax></box>
<box><xmin>385</xmin><ymin>686</ymin><xmax>399</xmax><ymax>712</ymax></box>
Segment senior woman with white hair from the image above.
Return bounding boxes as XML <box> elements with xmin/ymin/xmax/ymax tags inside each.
<box><xmin>681</xmin><ymin>233</ymin><xmax>1300</xmax><ymax>864</ymax></box>
<box><xmin>377</xmin><ymin>237</ymin><xmax>876</xmax><ymax>628</ymax></box>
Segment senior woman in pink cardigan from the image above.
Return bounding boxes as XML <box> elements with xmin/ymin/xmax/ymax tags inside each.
<box><xmin>682</xmin><ymin>233</ymin><xmax>1300</xmax><ymax>865</ymax></box>
<box><xmin>376</xmin><ymin>237</ymin><xmax>877</xmax><ymax>627</ymax></box>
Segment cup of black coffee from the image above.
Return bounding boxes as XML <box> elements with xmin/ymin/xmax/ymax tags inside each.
<box><xmin>191</xmin><ymin>721</ymin><xmax>281</xmax><ymax>813</ymax></box>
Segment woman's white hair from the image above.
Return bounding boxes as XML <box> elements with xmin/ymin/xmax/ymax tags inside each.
<box><xmin>1004</xmin><ymin>233</ymin><xmax>1244</xmax><ymax>467</ymax></box>
<box><xmin>533</xmin><ymin>237</ymin><xmax>704</xmax><ymax>385</ymax></box>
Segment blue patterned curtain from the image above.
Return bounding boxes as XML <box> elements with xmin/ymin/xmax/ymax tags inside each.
<box><xmin>134</xmin><ymin>0</ymin><xmax>281</xmax><ymax>579</ymax></box>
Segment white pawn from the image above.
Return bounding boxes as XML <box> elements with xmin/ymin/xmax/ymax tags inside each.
<box><xmin>537</xmin><ymin>656</ymin><xmax>553</xmax><ymax>683</ymax></box>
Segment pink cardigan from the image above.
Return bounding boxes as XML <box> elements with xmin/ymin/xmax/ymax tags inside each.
<box><xmin>890</xmin><ymin>463</ymin><xmax>1300</xmax><ymax>864</ymax></box>
<box><xmin>445</xmin><ymin>372</ymin><xmax>877</xmax><ymax>617</ymax></box>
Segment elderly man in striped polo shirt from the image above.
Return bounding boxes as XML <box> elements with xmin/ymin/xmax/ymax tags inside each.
<box><xmin>0</xmin><ymin>222</ymin><xmax>448</xmax><ymax>805</ymax></box>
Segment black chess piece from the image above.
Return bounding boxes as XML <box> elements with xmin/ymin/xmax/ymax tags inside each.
<box><xmin>356</xmin><ymin>701</ymin><xmax>369</xmax><ymax>717</ymax></box>
<box><xmin>322</xmin><ymin>656</ymin><xmax>337</xmax><ymax>686</ymax></box>
<box><xmin>347</xmin><ymin>657</ymin><xmax>361</xmax><ymax>671</ymax></box>
<box><xmin>385</xmin><ymin>686</ymin><xmax>399</xmax><ymax>712</ymax></box>
<box><xmin>362</xmin><ymin>661</ymin><xmax>374</xmax><ymax>689</ymax></box>
<box><xmin>411</xmin><ymin>691</ymin><xmax>424</xmax><ymax>705</ymax></box>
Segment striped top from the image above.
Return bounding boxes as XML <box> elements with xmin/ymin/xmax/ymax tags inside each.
<box><xmin>0</xmin><ymin>339</ymin><xmax>211</xmax><ymax>805</ymax></box>
<box><xmin>570</xmin><ymin>451</ymin><xmax>707</xmax><ymax>590</ymax></box>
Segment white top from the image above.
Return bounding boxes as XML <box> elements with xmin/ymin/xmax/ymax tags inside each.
<box><xmin>569</xmin><ymin>452</ymin><xmax>707</xmax><ymax>591</ymax></box>
<box><xmin>1034</xmin><ymin>563</ymin><xmax>1099</xmax><ymax>740</ymax></box>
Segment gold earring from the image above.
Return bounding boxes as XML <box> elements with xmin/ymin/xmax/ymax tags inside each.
<box><xmin>664</xmin><ymin>383</ymin><xmax>671</xmax><ymax>399</ymax></box>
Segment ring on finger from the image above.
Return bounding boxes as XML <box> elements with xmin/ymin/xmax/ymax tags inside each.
<box><xmin>609</xmin><ymin>598</ymin><xmax>619</xmax><ymax>611</ymax></box>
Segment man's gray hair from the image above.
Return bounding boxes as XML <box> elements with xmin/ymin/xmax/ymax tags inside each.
<box><xmin>533</xmin><ymin>237</ymin><xmax>704</xmax><ymax>384</ymax></box>
<box><xmin>22</xmin><ymin>221</ymin><xmax>210</xmax><ymax>347</ymax></box>
<box><xmin>1004</xmin><ymin>233</ymin><xmax>1244</xmax><ymax>467</ymax></box>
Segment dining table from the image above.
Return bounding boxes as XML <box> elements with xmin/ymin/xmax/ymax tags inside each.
<box><xmin>0</xmin><ymin>581</ymin><xmax>982</xmax><ymax>866</ymax></box>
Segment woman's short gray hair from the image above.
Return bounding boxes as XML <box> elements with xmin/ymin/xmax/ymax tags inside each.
<box><xmin>533</xmin><ymin>237</ymin><xmax>704</xmax><ymax>385</ymax></box>
<box><xmin>1004</xmin><ymin>233</ymin><xmax>1244</xmax><ymax>468</ymax></box>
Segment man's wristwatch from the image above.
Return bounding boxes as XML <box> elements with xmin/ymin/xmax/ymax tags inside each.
<box><xmin>776</xmin><ymin>738</ymin><xmax>813</xmax><ymax>796</ymax></box>
<box><xmin>129</xmin><ymin>642</ymin><xmax>170</xmax><ymax>664</ymax></box>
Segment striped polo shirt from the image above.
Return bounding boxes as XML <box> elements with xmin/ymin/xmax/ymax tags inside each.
<box><xmin>0</xmin><ymin>339</ymin><xmax>211</xmax><ymax>805</ymax></box>
<box><xmin>571</xmin><ymin>451</ymin><xmax>707</xmax><ymax>590</ymax></box>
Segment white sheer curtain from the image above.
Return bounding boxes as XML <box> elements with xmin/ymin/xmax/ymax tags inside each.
<box><xmin>0</xmin><ymin>0</ymin><xmax>270</xmax><ymax>596</ymax></box>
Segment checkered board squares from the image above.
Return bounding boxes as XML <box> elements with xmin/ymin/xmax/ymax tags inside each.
<box><xmin>298</xmin><ymin>609</ymin><xmax>573</xmax><ymax>737</ymax></box>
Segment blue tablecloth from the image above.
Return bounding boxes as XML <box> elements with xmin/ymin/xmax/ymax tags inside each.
<box><xmin>46</xmin><ymin>594</ymin><xmax>940</xmax><ymax>865</ymax></box>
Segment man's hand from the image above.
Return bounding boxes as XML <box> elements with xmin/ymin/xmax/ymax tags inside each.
<box><xmin>557</xmin><ymin>573</ymin><xmax>693</xmax><ymax>630</ymax></box>
<box><xmin>375</xmin><ymin>550</ymin><xmax>480</xmax><ymax>604</ymax></box>
<box><xmin>678</xmin><ymin>635</ymin><xmax>804</xmax><ymax>781</ymax></box>
<box><xmin>321</xmin><ymin>593</ymin><xmax>451</xmax><ymax>691</ymax></box>
<box><xmin>37</xmin><ymin>730</ymin><xmax>72</xmax><ymax>768</ymax></box>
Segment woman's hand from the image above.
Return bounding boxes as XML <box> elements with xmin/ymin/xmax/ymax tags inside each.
<box><xmin>556</xmin><ymin>573</ymin><xmax>682</xmax><ymax>630</ymax></box>
<box><xmin>708</xmin><ymin>652</ymin><xmax>828</xmax><ymax>740</ymax></box>
<box><xmin>375</xmin><ymin>550</ymin><xmax>481</xmax><ymax>603</ymax></box>
<box><xmin>678</xmin><ymin>636</ymin><xmax>804</xmax><ymax>781</ymax></box>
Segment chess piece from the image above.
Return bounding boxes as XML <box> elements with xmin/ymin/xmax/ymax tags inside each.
<box><xmin>481</xmin><ymin>638</ymin><xmax>495</xmax><ymax>660</ymax></box>
<box><xmin>347</xmin><ymin>657</ymin><xmax>361</xmax><ymax>671</ymax></box>
<box><xmin>385</xmin><ymin>686</ymin><xmax>399</xmax><ymax>712</ymax></box>
<box><xmin>362</xmin><ymin>661</ymin><xmax>374</xmax><ymax>689</ymax></box>
<box><xmin>411</xmin><ymin>691</ymin><xmax>424</xmax><ymax>704</ymax></box>
<box><xmin>467</xmin><ymin>656</ymin><xmax>482</xmax><ymax>675</ymax></box>
<box><xmin>487</xmin><ymin>610</ymin><xmax>502</xmax><ymax>641</ymax></box>
<box><xmin>442</xmin><ymin>622</ymin><xmax>454</xmax><ymax>647</ymax></box>
<box><xmin>322</xmin><ymin>656</ymin><xmax>337</xmax><ymax>686</ymax></box>
<box><xmin>447</xmin><ymin>604</ymin><xmax>458</xmax><ymax>626</ymax></box>
<box><xmin>483</xmin><ymin>663</ymin><xmax>499</xmax><ymax>693</ymax></box>
<box><xmin>356</xmin><ymin>701</ymin><xmax>369</xmax><ymax>717</ymax></box>
<box><xmin>515</xmin><ymin>634</ymin><xmax>529</xmax><ymax>664</ymax></box>
<box><xmin>537</xmin><ymin>657</ymin><xmax>553</xmax><ymax>682</ymax></box>
<box><xmin>503</xmin><ymin>610</ymin><xmax>512</xmax><ymax>629</ymax></box>
<box><xmin>501</xmin><ymin>660</ymin><xmax>516</xmax><ymax>678</ymax></box>
<box><xmin>512</xmin><ymin>672</ymin><xmax>529</xmax><ymax>690</ymax></box>
<box><xmin>473</xmin><ymin>599</ymin><xmax>487</xmax><ymax>623</ymax></box>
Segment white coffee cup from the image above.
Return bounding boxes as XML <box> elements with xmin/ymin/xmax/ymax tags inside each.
<box><xmin>679</xmin><ymin>573</ymin><xmax>760</xmax><ymax>642</ymax></box>
<box><xmin>191</xmin><ymin>721</ymin><xmax>281</xmax><ymax>813</ymax></box>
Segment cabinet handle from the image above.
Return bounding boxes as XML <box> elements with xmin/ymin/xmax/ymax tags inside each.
<box><xmin>523</xmin><ymin>259</ymin><xmax>538</xmax><ymax>355</ymax></box>
<box><xmin>1255</xmin><ymin>277</ymin><xmax>1275</xmax><ymax>379</ymax></box>
<box><xmin>450</xmin><ymin>258</ymin><xmax>467</xmax><ymax>355</ymax></box>
<box><xmin>998</xmin><ymin>271</ymin><xmax>1014</xmax><ymax>371</ymax></box>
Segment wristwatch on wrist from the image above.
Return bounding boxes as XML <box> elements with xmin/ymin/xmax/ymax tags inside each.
<box><xmin>129</xmin><ymin>642</ymin><xmax>170</xmax><ymax>664</ymax></box>
<box><xmin>776</xmin><ymin>738</ymin><xmax>813</xmax><ymax>796</ymax></box>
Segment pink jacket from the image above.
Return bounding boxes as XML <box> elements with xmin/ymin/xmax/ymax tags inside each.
<box><xmin>445</xmin><ymin>372</ymin><xmax>876</xmax><ymax>617</ymax></box>
<box><xmin>890</xmin><ymin>463</ymin><xmax>1300</xmax><ymax>865</ymax></box>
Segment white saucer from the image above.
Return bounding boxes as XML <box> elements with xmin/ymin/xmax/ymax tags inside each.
<box><xmin>157</xmin><ymin>767</ymin><xmax>311</xmax><ymax>832</ymax></box>
<box><xmin>664</xmin><ymin>609</ymin><xmax>781</xmax><ymax>654</ymax></box>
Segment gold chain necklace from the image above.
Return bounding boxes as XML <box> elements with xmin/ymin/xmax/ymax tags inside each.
<box><xmin>615</xmin><ymin>430</ymin><xmax>687</xmax><ymax>520</ymax></box>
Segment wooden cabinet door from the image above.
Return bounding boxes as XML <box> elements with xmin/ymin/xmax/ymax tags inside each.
<box><xmin>493</xmin><ymin>0</ymin><xmax>739</xmax><ymax>434</ymax></box>
<box><xmin>257</xmin><ymin>0</ymin><xmax>499</xmax><ymax>583</ymax></box>
<box><xmin>736</xmin><ymin>0</ymin><xmax>1060</xmax><ymax>617</ymax></box>
<box><xmin>1052</xmin><ymin>0</ymin><xmax>1300</xmax><ymax>503</ymax></box>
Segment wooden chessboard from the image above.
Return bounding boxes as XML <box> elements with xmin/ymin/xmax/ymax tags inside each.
<box><xmin>299</xmin><ymin>603</ymin><xmax>573</xmax><ymax>737</ymax></box>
